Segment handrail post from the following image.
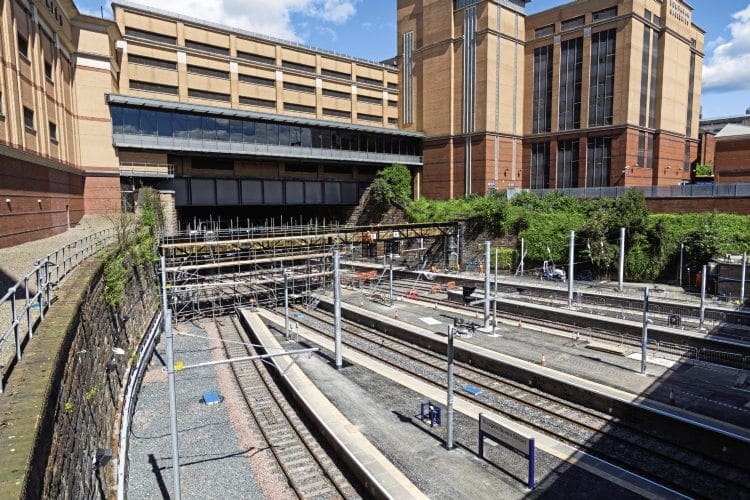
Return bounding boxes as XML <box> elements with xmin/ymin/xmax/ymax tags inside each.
<box><xmin>45</xmin><ymin>260</ymin><xmax>52</xmax><ymax>312</ymax></box>
<box><xmin>25</xmin><ymin>277</ymin><xmax>32</xmax><ymax>340</ymax></box>
<box><xmin>36</xmin><ymin>266</ymin><xmax>44</xmax><ymax>321</ymax></box>
<box><xmin>11</xmin><ymin>292</ymin><xmax>20</xmax><ymax>362</ymax></box>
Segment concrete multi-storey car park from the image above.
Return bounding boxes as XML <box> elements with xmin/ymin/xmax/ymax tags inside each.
<box><xmin>1</xmin><ymin>0</ymin><xmax>705</xmax><ymax>248</ymax></box>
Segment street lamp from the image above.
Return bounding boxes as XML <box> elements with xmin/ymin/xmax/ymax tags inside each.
<box><xmin>679</xmin><ymin>243</ymin><xmax>684</xmax><ymax>287</ymax></box>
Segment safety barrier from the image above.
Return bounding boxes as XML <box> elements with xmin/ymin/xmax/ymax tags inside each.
<box><xmin>0</xmin><ymin>228</ymin><xmax>115</xmax><ymax>393</ymax></box>
<box><xmin>116</xmin><ymin>309</ymin><xmax>162</xmax><ymax>500</ymax></box>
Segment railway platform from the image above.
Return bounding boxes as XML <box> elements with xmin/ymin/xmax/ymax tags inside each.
<box><xmin>336</xmin><ymin>289</ymin><xmax>750</xmax><ymax>431</ymax></box>
<box><xmin>252</xmin><ymin>308</ymin><xmax>682</xmax><ymax>498</ymax></box>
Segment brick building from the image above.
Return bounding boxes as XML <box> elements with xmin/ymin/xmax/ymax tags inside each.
<box><xmin>398</xmin><ymin>0</ymin><xmax>704</xmax><ymax>198</ymax></box>
<box><xmin>0</xmin><ymin>0</ymin><xmax>709</xmax><ymax>246</ymax></box>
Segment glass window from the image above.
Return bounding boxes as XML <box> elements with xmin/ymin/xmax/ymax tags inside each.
<box><xmin>311</xmin><ymin>128</ymin><xmax>322</xmax><ymax>149</ymax></box>
<box><xmin>230</xmin><ymin>119</ymin><xmax>243</xmax><ymax>142</ymax></box>
<box><xmin>592</xmin><ymin>7</ymin><xmax>617</xmax><ymax>22</ymax></box>
<box><xmin>321</xmin><ymin>129</ymin><xmax>331</xmax><ymax>149</ymax></box>
<box><xmin>111</xmin><ymin>106</ymin><xmax>123</xmax><ymax>134</ymax></box>
<box><xmin>188</xmin><ymin>114</ymin><xmax>202</xmax><ymax>140</ymax></box>
<box><xmin>17</xmin><ymin>33</ymin><xmax>28</xmax><ymax>58</ymax></box>
<box><xmin>243</xmin><ymin>120</ymin><xmax>256</xmax><ymax>143</ymax></box>
<box><xmin>216</xmin><ymin>118</ymin><xmax>230</xmax><ymax>141</ymax></box>
<box><xmin>48</xmin><ymin>122</ymin><xmax>57</xmax><ymax>141</ymax></box>
<box><xmin>290</xmin><ymin>126</ymin><xmax>301</xmax><ymax>146</ymax></box>
<box><xmin>278</xmin><ymin>124</ymin><xmax>290</xmax><ymax>146</ymax></box>
<box><xmin>301</xmin><ymin>127</ymin><xmax>312</xmax><ymax>148</ymax></box>
<box><xmin>561</xmin><ymin>16</ymin><xmax>584</xmax><ymax>31</ymax></box>
<box><xmin>157</xmin><ymin>111</ymin><xmax>173</xmax><ymax>137</ymax></box>
<box><xmin>267</xmin><ymin>123</ymin><xmax>278</xmax><ymax>145</ymax></box>
<box><xmin>123</xmin><ymin>107</ymin><xmax>139</xmax><ymax>134</ymax></box>
<box><xmin>535</xmin><ymin>25</ymin><xmax>554</xmax><ymax>38</ymax></box>
<box><xmin>140</xmin><ymin>110</ymin><xmax>157</xmax><ymax>135</ymax></box>
<box><xmin>174</xmin><ymin>113</ymin><xmax>190</xmax><ymax>138</ymax></box>
<box><xmin>255</xmin><ymin>122</ymin><xmax>267</xmax><ymax>144</ymax></box>
<box><xmin>341</xmin><ymin>132</ymin><xmax>351</xmax><ymax>151</ymax></box>
<box><xmin>532</xmin><ymin>45</ymin><xmax>553</xmax><ymax>133</ymax></box>
<box><xmin>530</xmin><ymin>142</ymin><xmax>550</xmax><ymax>189</ymax></box>
<box><xmin>202</xmin><ymin>116</ymin><xmax>216</xmax><ymax>140</ymax></box>
<box><xmin>332</xmin><ymin>131</ymin><xmax>341</xmax><ymax>150</ymax></box>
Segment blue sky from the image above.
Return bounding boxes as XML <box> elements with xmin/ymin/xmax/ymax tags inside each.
<box><xmin>77</xmin><ymin>0</ymin><xmax>750</xmax><ymax>119</ymax></box>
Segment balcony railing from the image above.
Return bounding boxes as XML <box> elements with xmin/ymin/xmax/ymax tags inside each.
<box><xmin>119</xmin><ymin>162</ymin><xmax>175</xmax><ymax>178</ymax></box>
<box><xmin>521</xmin><ymin>183</ymin><xmax>750</xmax><ymax>200</ymax></box>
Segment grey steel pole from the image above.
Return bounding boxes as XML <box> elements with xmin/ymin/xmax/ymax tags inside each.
<box><xmin>446</xmin><ymin>324</ymin><xmax>455</xmax><ymax>450</ymax></box>
<box><xmin>700</xmin><ymin>264</ymin><xmax>707</xmax><ymax>330</ymax></box>
<box><xmin>641</xmin><ymin>287</ymin><xmax>649</xmax><ymax>375</ymax></box>
<box><xmin>741</xmin><ymin>252</ymin><xmax>747</xmax><ymax>305</ymax></box>
<box><xmin>389</xmin><ymin>252</ymin><xmax>394</xmax><ymax>303</ymax></box>
<box><xmin>679</xmin><ymin>243</ymin><xmax>684</xmax><ymax>287</ymax></box>
<box><xmin>494</xmin><ymin>248</ymin><xmax>498</xmax><ymax>334</ymax></box>
<box><xmin>484</xmin><ymin>241</ymin><xmax>491</xmax><ymax>329</ymax></box>
<box><xmin>333</xmin><ymin>251</ymin><xmax>343</xmax><ymax>369</ymax></box>
<box><xmin>520</xmin><ymin>238</ymin><xmax>525</xmax><ymax>276</ymax></box>
<box><xmin>160</xmin><ymin>257</ymin><xmax>181</xmax><ymax>500</ymax></box>
<box><xmin>284</xmin><ymin>270</ymin><xmax>290</xmax><ymax>339</ymax></box>
<box><xmin>618</xmin><ymin>227</ymin><xmax>625</xmax><ymax>293</ymax></box>
<box><xmin>568</xmin><ymin>230</ymin><xmax>575</xmax><ymax>308</ymax></box>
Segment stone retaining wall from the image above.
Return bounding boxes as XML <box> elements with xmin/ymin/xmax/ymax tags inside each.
<box><xmin>21</xmin><ymin>256</ymin><xmax>158</xmax><ymax>499</ymax></box>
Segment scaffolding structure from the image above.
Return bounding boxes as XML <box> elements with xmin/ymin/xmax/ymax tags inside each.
<box><xmin>160</xmin><ymin>221</ymin><xmax>457</xmax><ymax>320</ymax></box>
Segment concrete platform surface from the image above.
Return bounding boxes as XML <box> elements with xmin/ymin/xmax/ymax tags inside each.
<box><xmin>257</xmin><ymin>309</ymin><xmax>684</xmax><ymax>499</ymax></box>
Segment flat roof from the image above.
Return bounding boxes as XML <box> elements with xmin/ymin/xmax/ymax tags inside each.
<box><xmin>111</xmin><ymin>0</ymin><xmax>398</xmax><ymax>71</ymax></box>
<box><xmin>106</xmin><ymin>94</ymin><xmax>424</xmax><ymax>138</ymax></box>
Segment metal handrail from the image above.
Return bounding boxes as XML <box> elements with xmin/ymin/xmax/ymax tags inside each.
<box><xmin>0</xmin><ymin>227</ymin><xmax>116</xmax><ymax>393</ymax></box>
<box><xmin>521</xmin><ymin>182</ymin><xmax>750</xmax><ymax>200</ymax></box>
<box><xmin>119</xmin><ymin>162</ymin><xmax>175</xmax><ymax>177</ymax></box>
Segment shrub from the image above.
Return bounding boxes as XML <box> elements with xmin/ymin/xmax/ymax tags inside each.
<box><xmin>370</xmin><ymin>163</ymin><xmax>412</xmax><ymax>209</ymax></box>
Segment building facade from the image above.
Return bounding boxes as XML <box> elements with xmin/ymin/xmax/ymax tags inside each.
<box><xmin>111</xmin><ymin>1</ymin><xmax>423</xmax><ymax>211</ymax></box>
<box><xmin>0</xmin><ymin>0</ymin><xmax>121</xmax><ymax>247</ymax></box>
<box><xmin>398</xmin><ymin>0</ymin><xmax>704</xmax><ymax>198</ymax></box>
<box><xmin>1</xmin><ymin>0</ymin><xmax>708</xmax><ymax>247</ymax></box>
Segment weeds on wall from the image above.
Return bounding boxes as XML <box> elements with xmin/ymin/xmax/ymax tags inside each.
<box><xmin>103</xmin><ymin>188</ymin><xmax>163</xmax><ymax>307</ymax></box>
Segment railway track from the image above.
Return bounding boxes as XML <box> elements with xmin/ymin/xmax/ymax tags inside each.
<box><xmin>291</xmin><ymin>305</ymin><xmax>750</xmax><ymax>498</ymax></box>
<box><xmin>383</xmin><ymin>276</ymin><xmax>750</xmax><ymax>341</ymax></box>
<box><xmin>371</xmin><ymin>279</ymin><xmax>750</xmax><ymax>369</ymax></box>
<box><xmin>214</xmin><ymin>315</ymin><xmax>361</xmax><ymax>499</ymax></box>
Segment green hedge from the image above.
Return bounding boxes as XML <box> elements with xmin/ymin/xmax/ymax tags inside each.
<box><xmin>405</xmin><ymin>190</ymin><xmax>750</xmax><ymax>282</ymax></box>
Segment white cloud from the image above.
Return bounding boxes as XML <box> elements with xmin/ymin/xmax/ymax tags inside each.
<box><xmin>93</xmin><ymin>0</ymin><xmax>359</xmax><ymax>42</ymax></box>
<box><xmin>703</xmin><ymin>4</ymin><xmax>750</xmax><ymax>92</ymax></box>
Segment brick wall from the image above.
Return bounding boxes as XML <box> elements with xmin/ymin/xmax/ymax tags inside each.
<box><xmin>0</xmin><ymin>155</ymin><xmax>85</xmax><ymax>248</ymax></box>
<box><xmin>646</xmin><ymin>197</ymin><xmax>750</xmax><ymax>215</ymax></box>
<box><xmin>0</xmin><ymin>155</ymin><xmax>123</xmax><ymax>248</ymax></box>
<box><xmin>715</xmin><ymin>136</ymin><xmax>750</xmax><ymax>183</ymax></box>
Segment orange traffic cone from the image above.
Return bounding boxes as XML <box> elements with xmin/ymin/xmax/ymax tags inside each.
<box><xmin>540</xmin><ymin>354</ymin><xmax>546</xmax><ymax>366</ymax></box>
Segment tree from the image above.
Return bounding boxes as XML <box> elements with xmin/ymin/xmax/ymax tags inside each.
<box><xmin>370</xmin><ymin>163</ymin><xmax>411</xmax><ymax>209</ymax></box>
